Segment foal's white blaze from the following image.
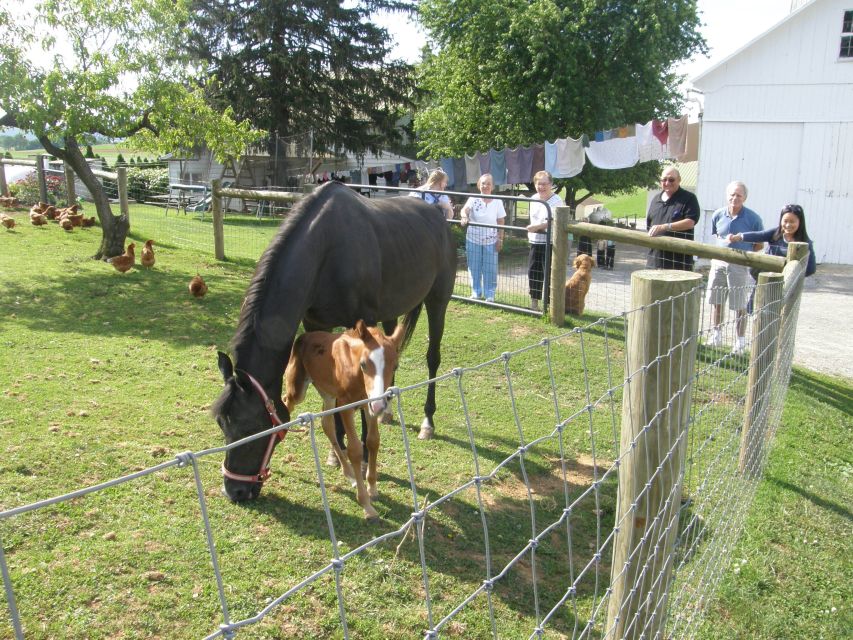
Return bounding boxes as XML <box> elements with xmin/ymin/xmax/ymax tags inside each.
<box><xmin>367</xmin><ymin>345</ymin><xmax>387</xmax><ymax>416</ymax></box>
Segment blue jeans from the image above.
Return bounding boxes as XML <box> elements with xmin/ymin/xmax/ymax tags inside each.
<box><xmin>466</xmin><ymin>240</ymin><xmax>498</xmax><ymax>299</ymax></box>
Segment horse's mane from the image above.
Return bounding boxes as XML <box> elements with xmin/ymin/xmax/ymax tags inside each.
<box><xmin>230</xmin><ymin>182</ymin><xmax>350</xmax><ymax>357</ymax></box>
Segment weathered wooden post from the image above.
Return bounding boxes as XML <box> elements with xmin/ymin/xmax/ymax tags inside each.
<box><xmin>35</xmin><ymin>154</ymin><xmax>48</xmax><ymax>203</ymax></box>
<box><xmin>116</xmin><ymin>167</ymin><xmax>129</xmax><ymax>223</ymax></box>
<box><xmin>549</xmin><ymin>205</ymin><xmax>571</xmax><ymax>325</ymax></box>
<box><xmin>769</xmin><ymin>241</ymin><xmax>810</xmax><ymax>398</ymax></box>
<box><xmin>64</xmin><ymin>162</ymin><xmax>76</xmax><ymax>206</ymax></box>
<box><xmin>211</xmin><ymin>179</ymin><xmax>225</xmax><ymax>260</ymax></box>
<box><xmin>0</xmin><ymin>161</ymin><xmax>8</xmax><ymax>196</ymax></box>
<box><xmin>738</xmin><ymin>272</ymin><xmax>784</xmax><ymax>477</ymax></box>
<box><xmin>606</xmin><ymin>270</ymin><xmax>702</xmax><ymax>640</ymax></box>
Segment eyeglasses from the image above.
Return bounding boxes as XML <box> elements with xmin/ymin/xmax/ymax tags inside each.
<box><xmin>660</xmin><ymin>177</ymin><xmax>677</xmax><ymax>183</ymax></box>
<box><xmin>782</xmin><ymin>204</ymin><xmax>803</xmax><ymax>215</ymax></box>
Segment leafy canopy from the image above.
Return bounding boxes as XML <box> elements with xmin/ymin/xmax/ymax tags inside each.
<box><xmin>415</xmin><ymin>0</ymin><xmax>707</xmax><ymax>202</ymax></box>
<box><xmin>0</xmin><ymin>0</ymin><xmax>262</xmax><ymax>162</ymax></box>
<box><xmin>184</xmin><ymin>0</ymin><xmax>418</xmax><ymax>156</ymax></box>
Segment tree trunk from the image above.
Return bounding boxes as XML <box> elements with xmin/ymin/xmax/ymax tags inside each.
<box><xmin>38</xmin><ymin>135</ymin><xmax>130</xmax><ymax>259</ymax></box>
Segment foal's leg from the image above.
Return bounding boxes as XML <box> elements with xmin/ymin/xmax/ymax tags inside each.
<box><xmin>365</xmin><ymin>415</ymin><xmax>380</xmax><ymax>499</ymax></box>
<box><xmin>321</xmin><ymin>396</ymin><xmax>357</xmax><ymax>482</ymax></box>
<box><xmin>341</xmin><ymin>409</ymin><xmax>378</xmax><ymax>520</ymax></box>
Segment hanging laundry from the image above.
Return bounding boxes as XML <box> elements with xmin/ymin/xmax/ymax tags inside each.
<box><xmin>517</xmin><ymin>145</ymin><xmax>535</xmax><ymax>183</ymax></box>
<box><xmin>594</xmin><ymin>131</ymin><xmax>605</xmax><ymax>142</ymax></box>
<box><xmin>667</xmin><ymin>115</ymin><xmax>688</xmax><ymax>159</ymax></box>
<box><xmin>602</xmin><ymin>129</ymin><xmax>614</xmax><ymax>141</ymax></box>
<box><xmin>440</xmin><ymin>158</ymin><xmax>455</xmax><ymax>188</ymax></box>
<box><xmin>544</xmin><ymin>140</ymin><xmax>559</xmax><ymax>176</ymax></box>
<box><xmin>489</xmin><ymin>148</ymin><xmax>507</xmax><ymax>184</ymax></box>
<box><xmin>636</xmin><ymin>121</ymin><xmax>665</xmax><ymax>162</ymax></box>
<box><xmin>652</xmin><ymin>119</ymin><xmax>669</xmax><ymax>145</ymax></box>
<box><xmin>585</xmin><ymin>137</ymin><xmax>639</xmax><ymax>169</ymax></box>
<box><xmin>505</xmin><ymin>146</ymin><xmax>523</xmax><ymax>184</ymax></box>
<box><xmin>453</xmin><ymin>157</ymin><xmax>467</xmax><ymax>188</ymax></box>
<box><xmin>465</xmin><ymin>154</ymin><xmax>481</xmax><ymax>183</ymax></box>
<box><xmin>531</xmin><ymin>144</ymin><xmax>546</xmax><ymax>177</ymax></box>
<box><xmin>553</xmin><ymin>137</ymin><xmax>586</xmax><ymax>178</ymax></box>
<box><xmin>478</xmin><ymin>151</ymin><xmax>490</xmax><ymax>176</ymax></box>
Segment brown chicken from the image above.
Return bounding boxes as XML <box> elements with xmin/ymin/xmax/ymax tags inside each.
<box><xmin>140</xmin><ymin>239</ymin><xmax>156</xmax><ymax>269</ymax></box>
<box><xmin>1</xmin><ymin>215</ymin><xmax>15</xmax><ymax>230</ymax></box>
<box><xmin>189</xmin><ymin>274</ymin><xmax>208</xmax><ymax>298</ymax></box>
<box><xmin>107</xmin><ymin>243</ymin><xmax>136</xmax><ymax>273</ymax></box>
<box><xmin>81</xmin><ymin>216</ymin><xmax>97</xmax><ymax>228</ymax></box>
<box><xmin>60</xmin><ymin>218</ymin><xmax>74</xmax><ymax>231</ymax></box>
<box><xmin>30</xmin><ymin>212</ymin><xmax>48</xmax><ymax>226</ymax></box>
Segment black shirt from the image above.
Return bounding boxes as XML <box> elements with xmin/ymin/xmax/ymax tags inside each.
<box><xmin>646</xmin><ymin>187</ymin><xmax>701</xmax><ymax>270</ymax></box>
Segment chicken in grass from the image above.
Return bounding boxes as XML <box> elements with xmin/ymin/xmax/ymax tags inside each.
<box><xmin>189</xmin><ymin>274</ymin><xmax>208</xmax><ymax>298</ymax></box>
<box><xmin>107</xmin><ymin>243</ymin><xmax>136</xmax><ymax>273</ymax></box>
<box><xmin>81</xmin><ymin>216</ymin><xmax>96</xmax><ymax>228</ymax></box>
<box><xmin>1</xmin><ymin>214</ymin><xmax>15</xmax><ymax>230</ymax></box>
<box><xmin>30</xmin><ymin>212</ymin><xmax>48</xmax><ymax>226</ymax></box>
<box><xmin>60</xmin><ymin>218</ymin><xmax>74</xmax><ymax>231</ymax></box>
<box><xmin>140</xmin><ymin>239</ymin><xmax>156</xmax><ymax>269</ymax></box>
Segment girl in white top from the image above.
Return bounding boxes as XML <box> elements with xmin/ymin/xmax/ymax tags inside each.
<box><xmin>460</xmin><ymin>174</ymin><xmax>505</xmax><ymax>301</ymax></box>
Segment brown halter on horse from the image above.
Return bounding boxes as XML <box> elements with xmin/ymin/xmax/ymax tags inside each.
<box><xmin>213</xmin><ymin>181</ymin><xmax>456</xmax><ymax>502</ymax></box>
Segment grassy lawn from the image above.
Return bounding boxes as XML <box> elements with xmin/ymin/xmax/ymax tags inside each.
<box><xmin>4</xmin><ymin>142</ymin><xmax>153</xmax><ymax>165</ymax></box>
<box><xmin>0</xmin><ymin>210</ymin><xmax>849</xmax><ymax>639</ymax></box>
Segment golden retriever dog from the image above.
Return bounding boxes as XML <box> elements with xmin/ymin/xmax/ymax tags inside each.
<box><xmin>564</xmin><ymin>254</ymin><xmax>595</xmax><ymax>315</ymax></box>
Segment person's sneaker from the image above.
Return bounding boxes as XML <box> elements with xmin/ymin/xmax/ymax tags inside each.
<box><xmin>708</xmin><ymin>330</ymin><xmax>723</xmax><ymax>347</ymax></box>
<box><xmin>732</xmin><ymin>336</ymin><xmax>747</xmax><ymax>355</ymax></box>
<box><xmin>530</xmin><ymin>299</ymin><xmax>540</xmax><ymax>311</ymax></box>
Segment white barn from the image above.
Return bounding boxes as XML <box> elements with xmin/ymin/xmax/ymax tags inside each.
<box><xmin>692</xmin><ymin>0</ymin><xmax>853</xmax><ymax>265</ymax></box>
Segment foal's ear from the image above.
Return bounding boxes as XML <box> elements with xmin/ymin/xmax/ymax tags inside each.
<box><xmin>354</xmin><ymin>319</ymin><xmax>370</xmax><ymax>341</ymax></box>
<box><xmin>217</xmin><ymin>351</ymin><xmax>234</xmax><ymax>383</ymax></box>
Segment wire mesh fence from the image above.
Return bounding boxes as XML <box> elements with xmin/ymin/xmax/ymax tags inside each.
<box><xmin>0</xmin><ymin>252</ymin><xmax>806</xmax><ymax>638</ymax></box>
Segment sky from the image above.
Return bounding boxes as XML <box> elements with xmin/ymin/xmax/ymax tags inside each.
<box><xmin>378</xmin><ymin>0</ymin><xmax>795</xmax><ymax>82</ymax></box>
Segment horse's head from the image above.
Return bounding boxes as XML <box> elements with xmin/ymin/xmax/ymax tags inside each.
<box><xmin>213</xmin><ymin>352</ymin><xmax>290</xmax><ymax>502</ymax></box>
<box><xmin>353</xmin><ymin>320</ymin><xmax>406</xmax><ymax>417</ymax></box>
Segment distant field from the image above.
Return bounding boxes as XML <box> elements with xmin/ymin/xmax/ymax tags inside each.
<box><xmin>596</xmin><ymin>188</ymin><xmax>648</xmax><ymax>220</ymax></box>
<box><xmin>4</xmin><ymin>142</ymin><xmax>153</xmax><ymax>165</ymax></box>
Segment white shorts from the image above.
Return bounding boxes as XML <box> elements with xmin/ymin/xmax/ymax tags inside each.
<box><xmin>706</xmin><ymin>260</ymin><xmax>751</xmax><ymax>310</ymax></box>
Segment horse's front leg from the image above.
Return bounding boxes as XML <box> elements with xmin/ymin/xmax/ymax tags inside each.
<box><xmin>320</xmin><ymin>396</ymin><xmax>357</xmax><ymax>482</ymax></box>
<box><xmin>418</xmin><ymin>303</ymin><xmax>447</xmax><ymax>440</ymax></box>
<box><xmin>341</xmin><ymin>409</ymin><xmax>378</xmax><ymax>520</ymax></box>
<box><xmin>365</xmin><ymin>415</ymin><xmax>380</xmax><ymax>499</ymax></box>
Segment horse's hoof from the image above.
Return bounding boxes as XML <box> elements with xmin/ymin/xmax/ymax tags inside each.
<box><xmin>417</xmin><ymin>422</ymin><xmax>434</xmax><ymax>440</ymax></box>
<box><xmin>326</xmin><ymin>450</ymin><xmax>340</xmax><ymax>467</ymax></box>
<box><xmin>365</xmin><ymin>510</ymin><xmax>380</xmax><ymax>522</ymax></box>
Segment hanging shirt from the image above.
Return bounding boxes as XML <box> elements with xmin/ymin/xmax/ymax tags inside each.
<box><xmin>585</xmin><ymin>137</ymin><xmax>639</xmax><ymax>169</ymax></box>
<box><xmin>553</xmin><ymin>137</ymin><xmax>586</xmax><ymax>178</ymax></box>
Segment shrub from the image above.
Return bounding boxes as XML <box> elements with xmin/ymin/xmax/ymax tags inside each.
<box><xmin>116</xmin><ymin>153</ymin><xmax>126</xmax><ymax>165</ymax></box>
<box><xmin>126</xmin><ymin>166</ymin><xmax>170</xmax><ymax>202</ymax></box>
<box><xmin>85</xmin><ymin>145</ymin><xmax>95</xmax><ymax>158</ymax></box>
<box><xmin>12</xmin><ymin>173</ymin><xmax>67</xmax><ymax>206</ymax></box>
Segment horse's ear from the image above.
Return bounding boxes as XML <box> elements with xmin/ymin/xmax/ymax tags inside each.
<box><xmin>355</xmin><ymin>319</ymin><xmax>369</xmax><ymax>341</ymax></box>
<box><xmin>217</xmin><ymin>351</ymin><xmax>234</xmax><ymax>382</ymax></box>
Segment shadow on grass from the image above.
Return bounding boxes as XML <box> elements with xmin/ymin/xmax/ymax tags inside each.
<box><xmin>765</xmin><ymin>476</ymin><xmax>852</xmax><ymax>522</ymax></box>
<box><xmin>788</xmin><ymin>368</ymin><xmax>853</xmax><ymax>415</ymax></box>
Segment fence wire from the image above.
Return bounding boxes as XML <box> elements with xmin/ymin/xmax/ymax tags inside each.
<box><xmin>0</xmin><ymin>261</ymin><xmax>804</xmax><ymax>638</ymax></box>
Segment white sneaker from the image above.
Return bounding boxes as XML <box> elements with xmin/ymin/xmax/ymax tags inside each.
<box><xmin>708</xmin><ymin>330</ymin><xmax>723</xmax><ymax>347</ymax></box>
<box><xmin>530</xmin><ymin>299</ymin><xmax>540</xmax><ymax>311</ymax></box>
<box><xmin>732</xmin><ymin>337</ymin><xmax>747</xmax><ymax>355</ymax></box>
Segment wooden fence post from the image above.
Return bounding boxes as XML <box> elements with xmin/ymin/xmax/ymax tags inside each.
<box><xmin>606</xmin><ymin>269</ymin><xmax>703</xmax><ymax>640</ymax></box>
<box><xmin>35</xmin><ymin>154</ymin><xmax>48</xmax><ymax>203</ymax></box>
<box><xmin>738</xmin><ymin>272</ymin><xmax>784</xmax><ymax>477</ymax></box>
<box><xmin>64</xmin><ymin>162</ymin><xmax>76</xmax><ymax>205</ymax></box>
<box><xmin>0</xmin><ymin>162</ymin><xmax>8</xmax><ymax>196</ymax></box>
<box><xmin>549</xmin><ymin>206</ymin><xmax>571</xmax><ymax>325</ymax></box>
<box><xmin>211</xmin><ymin>179</ymin><xmax>225</xmax><ymax>260</ymax></box>
<box><xmin>116</xmin><ymin>167</ymin><xmax>129</xmax><ymax>222</ymax></box>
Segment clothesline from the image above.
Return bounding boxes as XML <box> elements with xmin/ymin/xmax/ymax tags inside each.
<box><xmin>428</xmin><ymin>115</ymin><xmax>690</xmax><ymax>188</ymax></box>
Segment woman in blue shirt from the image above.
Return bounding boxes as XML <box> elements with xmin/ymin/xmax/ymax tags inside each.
<box><xmin>727</xmin><ymin>203</ymin><xmax>816</xmax><ymax>276</ymax></box>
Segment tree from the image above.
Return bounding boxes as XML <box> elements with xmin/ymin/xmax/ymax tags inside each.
<box><xmin>0</xmin><ymin>0</ymin><xmax>263</xmax><ymax>259</ymax></box>
<box><xmin>415</xmin><ymin>0</ymin><xmax>707</xmax><ymax>207</ymax></box>
<box><xmin>184</xmin><ymin>0</ymin><xmax>418</xmax><ymax>175</ymax></box>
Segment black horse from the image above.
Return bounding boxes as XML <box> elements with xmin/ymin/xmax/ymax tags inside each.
<box><xmin>213</xmin><ymin>181</ymin><xmax>457</xmax><ymax>501</ymax></box>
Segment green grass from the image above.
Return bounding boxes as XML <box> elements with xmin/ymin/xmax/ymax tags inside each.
<box><xmin>595</xmin><ymin>188</ymin><xmax>647</xmax><ymax>221</ymax></box>
<box><xmin>0</xmin><ymin>215</ymin><xmax>850</xmax><ymax>639</ymax></box>
<box><xmin>5</xmin><ymin>142</ymin><xmax>151</xmax><ymax>165</ymax></box>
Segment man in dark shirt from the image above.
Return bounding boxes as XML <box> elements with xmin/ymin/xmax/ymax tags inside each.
<box><xmin>646</xmin><ymin>167</ymin><xmax>701</xmax><ymax>270</ymax></box>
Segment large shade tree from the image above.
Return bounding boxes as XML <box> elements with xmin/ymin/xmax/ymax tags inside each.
<box><xmin>0</xmin><ymin>0</ymin><xmax>262</xmax><ymax>259</ymax></box>
<box><xmin>184</xmin><ymin>0</ymin><xmax>419</xmax><ymax>168</ymax></box>
<box><xmin>415</xmin><ymin>0</ymin><xmax>707</xmax><ymax>207</ymax></box>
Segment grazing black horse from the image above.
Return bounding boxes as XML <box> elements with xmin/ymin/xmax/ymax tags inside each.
<box><xmin>212</xmin><ymin>181</ymin><xmax>457</xmax><ymax>501</ymax></box>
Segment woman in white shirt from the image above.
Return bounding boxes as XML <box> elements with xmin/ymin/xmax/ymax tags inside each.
<box><xmin>526</xmin><ymin>170</ymin><xmax>564</xmax><ymax>311</ymax></box>
<box><xmin>460</xmin><ymin>173</ymin><xmax>505</xmax><ymax>301</ymax></box>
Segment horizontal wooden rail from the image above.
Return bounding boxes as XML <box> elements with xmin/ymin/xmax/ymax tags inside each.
<box><xmin>0</xmin><ymin>158</ymin><xmax>37</xmax><ymax>167</ymax></box>
<box><xmin>565</xmin><ymin>219</ymin><xmax>786</xmax><ymax>273</ymax></box>
<box><xmin>214</xmin><ymin>186</ymin><xmax>304</xmax><ymax>203</ymax></box>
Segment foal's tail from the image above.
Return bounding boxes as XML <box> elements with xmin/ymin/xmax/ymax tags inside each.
<box><xmin>401</xmin><ymin>303</ymin><xmax>423</xmax><ymax>353</ymax></box>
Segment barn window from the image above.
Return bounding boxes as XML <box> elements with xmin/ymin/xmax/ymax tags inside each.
<box><xmin>842</xmin><ymin>10</ymin><xmax>853</xmax><ymax>58</ymax></box>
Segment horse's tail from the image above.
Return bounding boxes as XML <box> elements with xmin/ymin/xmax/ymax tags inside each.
<box><xmin>401</xmin><ymin>303</ymin><xmax>423</xmax><ymax>353</ymax></box>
